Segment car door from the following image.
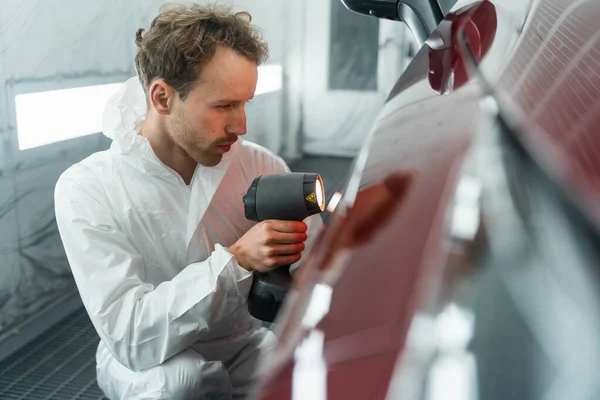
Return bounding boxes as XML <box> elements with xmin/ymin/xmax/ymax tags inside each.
<box><xmin>248</xmin><ymin>1</ymin><xmax>598</xmax><ymax>399</ymax></box>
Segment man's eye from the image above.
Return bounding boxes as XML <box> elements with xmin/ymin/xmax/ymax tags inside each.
<box><xmin>217</xmin><ymin>104</ymin><xmax>232</xmax><ymax>110</ymax></box>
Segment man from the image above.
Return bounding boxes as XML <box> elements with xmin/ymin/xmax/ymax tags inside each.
<box><xmin>54</xmin><ymin>3</ymin><xmax>322</xmax><ymax>399</ymax></box>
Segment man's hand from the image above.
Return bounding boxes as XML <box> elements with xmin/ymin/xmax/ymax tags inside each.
<box><xmin>227</xmin><ymin>220</ymin><xmax>308</xmax><ymax>272</ymax></box>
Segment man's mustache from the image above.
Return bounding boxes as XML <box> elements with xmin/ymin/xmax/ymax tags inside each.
<box><xmin>215</xmin><ymin>136</ymin><xmax>238</xmax><ymax>146</ymax></box>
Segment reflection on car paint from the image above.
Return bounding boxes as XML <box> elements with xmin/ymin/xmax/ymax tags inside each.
<box><xmin>427</xmin><ymin>1</ymin><xmax>498</xmax><ymax>94</ymax></box>
<box><xmin>254</xmin><ymin>0</ymin><xmax>600</xmax><ymax>399</ymax></box>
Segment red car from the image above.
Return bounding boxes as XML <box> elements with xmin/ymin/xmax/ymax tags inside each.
<box><xmin>252</xmin><ymin>0</ymin><xmax>600</xmax><ymax>399</ymax></box>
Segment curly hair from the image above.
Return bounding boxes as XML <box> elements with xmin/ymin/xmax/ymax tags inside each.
<box><xmin>134</xmin><ymin>2</ymin><xmax>269</xmax><ymax>100</ymax></box>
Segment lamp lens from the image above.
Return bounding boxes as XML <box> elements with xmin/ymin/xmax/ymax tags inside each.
<box><xmin>316</xmin><ymin>176</ymin><xmax>325</xmax><ymax>210</ymax></box>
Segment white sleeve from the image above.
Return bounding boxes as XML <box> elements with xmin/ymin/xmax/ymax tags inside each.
<box><xmin>54</xmin><ymin>175</ymin><xmax>252</xmax><ymax>372</ymax></box>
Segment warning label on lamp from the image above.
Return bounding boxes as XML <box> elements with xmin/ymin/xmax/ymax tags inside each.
<box><xmin>306</xmin><ymin>193</ymin><xmax>316</xmax><ymax>203</ymax></box>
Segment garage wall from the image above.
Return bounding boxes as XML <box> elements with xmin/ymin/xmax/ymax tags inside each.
<box><xmin>301</xmin><ymin>0</ymin><xmax>412</xmax><ymax>157</ymax></box>
<box><xmin>0</xmin><ymin>0</ymin><xmax>296</xmax><ymax>342</ymax></box>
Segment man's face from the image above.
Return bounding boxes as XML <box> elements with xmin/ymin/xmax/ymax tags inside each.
<box><xmin>167</xmin><ymin>46</ymin><xmax>258</xmax><ymax>166</ymax></box>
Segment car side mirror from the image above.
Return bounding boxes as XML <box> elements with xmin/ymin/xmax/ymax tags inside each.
<box><xmin>339</xmin><ymin>0</ymin><xmax>444</xmax><ymax>46</ymax></box>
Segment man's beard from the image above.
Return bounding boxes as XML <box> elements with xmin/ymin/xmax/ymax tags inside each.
<box><xmin>168</xmin><ymin>110</ymin><xmax>222</xmax><ymax>167</ymax></box>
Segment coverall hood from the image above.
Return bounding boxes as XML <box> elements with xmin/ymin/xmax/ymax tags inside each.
<box><xmin>101</xmin><ymin>75</ymin><xmax>242</xmax><ymax>161</ymax></box>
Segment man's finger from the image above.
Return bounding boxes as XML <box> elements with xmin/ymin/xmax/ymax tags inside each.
<box><xmin>265</xmin><ymin>220</ymin><xmax>308</xmax><ymax>233</ymax></box>
<box><xmin>265</xmin><ymin>243</ymin><xmax>305</xmax><ymax>257</ymax></box>
<box><xmin>265</xmin><ymin>232</ymin><xmax>307</xmax><ymax>245</ymax></box>
<box><xmin>268</xmin><ymin>253</ymin><xmax>303</xmax><ymax>268</ymax></box>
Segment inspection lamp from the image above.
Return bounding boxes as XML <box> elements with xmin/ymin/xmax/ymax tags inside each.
<box><xmin>243</xmin><ymin>172</ymin><xmax>326</xmax><ymax>322</ymax></box>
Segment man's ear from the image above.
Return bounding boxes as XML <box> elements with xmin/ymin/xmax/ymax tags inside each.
<box><xmin>148</xmin><ymin>79</ymin><xmax>176</xmax><ymax>115</ymax></box>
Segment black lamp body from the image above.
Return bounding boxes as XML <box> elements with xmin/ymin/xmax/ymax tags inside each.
<box><xmin>243</xmin><ymin>173</ymin><xmax>324</xmax><ymax>322</ymax></box>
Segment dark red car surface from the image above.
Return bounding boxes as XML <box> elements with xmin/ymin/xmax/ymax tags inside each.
<box><xmin>253</xmin><ymin>1</ymin><xmax>600</xmax><ymax>399</ymax></box>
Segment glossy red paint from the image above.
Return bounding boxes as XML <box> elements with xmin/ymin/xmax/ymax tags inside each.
<box><xmin>494</xmin><ymin>0</ymin><xmax>600</xmax><ymax>231</ymax></box>
<box><xmin>254</xmin><ymin>61</ymin><xmax>482</xmax><ymax>400</ymax></box>
<box><xmin>428</xmin><ymin>1</ymin><xmax>497</xmax><ymax>93</ymax></box>
<box><xmin>252</xmin><ymin>0</ymin><xmax>600</xmax><ymax>398</ymax></box>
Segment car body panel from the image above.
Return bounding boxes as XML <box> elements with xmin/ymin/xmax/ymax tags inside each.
<box><xmin>252</xmin><ymin>0</ymin><xmax>600</xmax><ymax>398</ymax></box>
<box><xmin>492</xmin><ymin>0</ymin><xmax>600</xmax><ymax>231</ymax></box>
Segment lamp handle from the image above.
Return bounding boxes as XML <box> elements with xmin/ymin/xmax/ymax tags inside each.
<box><xmin>247</xmin><ymin>265</ymin><xmax>292</xmax><ymax>322</ymax></box>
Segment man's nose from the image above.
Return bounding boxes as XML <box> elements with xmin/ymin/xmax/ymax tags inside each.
<box><xmin>228</xmin><ymin>108</ymin><xmax>247</xmax><ymax>136</ymax></box>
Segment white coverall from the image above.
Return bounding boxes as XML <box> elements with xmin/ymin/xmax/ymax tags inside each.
<box><xmin>54</xmin><ymin>77</ymin><xmax>322</xmax><ymax>400</ymax></box>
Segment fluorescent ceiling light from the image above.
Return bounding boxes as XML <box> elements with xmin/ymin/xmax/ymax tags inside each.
<box><xmin>15</xmin><ymin>83</ymin><xmax>122</xmax><ymax>150</ymax></box>
<box><xmin>256</xmin><ymin>64</ymin><xmax>283</xmax><ymax>96</ymax></box>
<box><xmin>15</xmin><ymin>64</ymin><xmax>282</xmax><ymax>151</ymax></box>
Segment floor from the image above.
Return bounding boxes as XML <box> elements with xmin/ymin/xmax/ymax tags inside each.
<box><xmin>0</xmin><ymin>310</ymin><xmax>104</xmax><ymax>400</ymax></box>
<box><xmin>0</xmin><ymin>155</ymin><xmax>354</xmax><ymax>400</ymax></box>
